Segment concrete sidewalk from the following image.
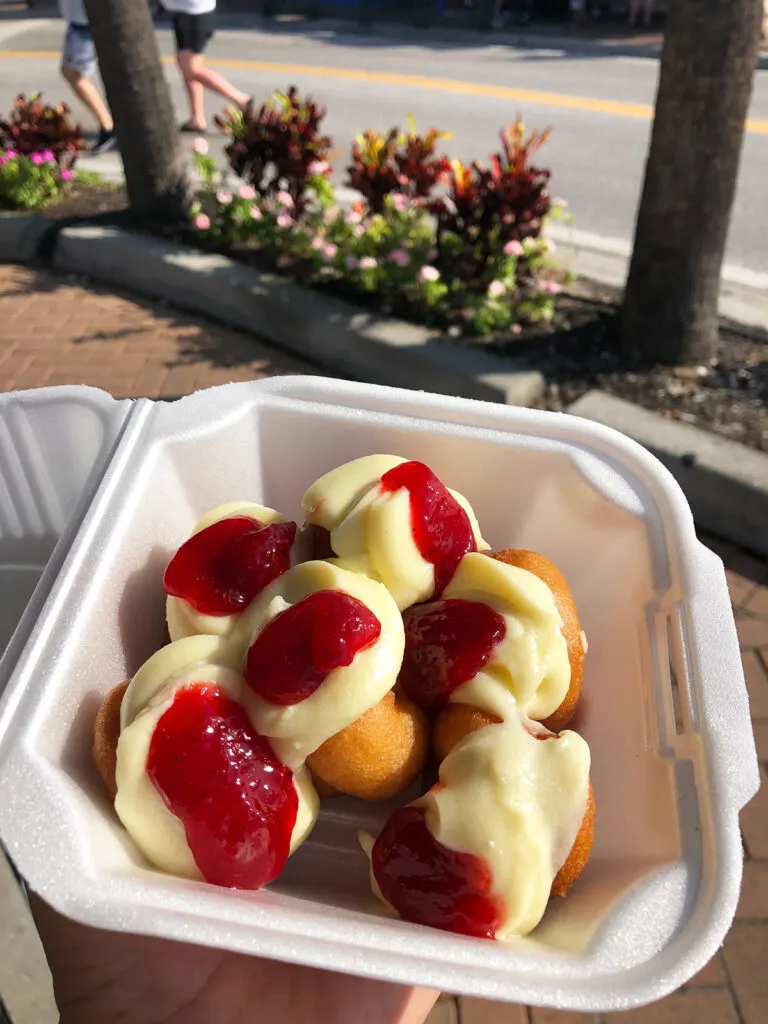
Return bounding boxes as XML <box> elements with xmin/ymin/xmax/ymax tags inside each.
<box><xmin>0</xmin><ymin>263</ymin><xmax>767</xmax><ymax>1024</ymax></box>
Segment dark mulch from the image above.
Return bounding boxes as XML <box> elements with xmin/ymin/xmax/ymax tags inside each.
<box><xmin>475</xmin><ymin>278</ymin><xmax>768</xmax><ymax>453</ymax></box>
<box><xmin>45</xmin><ymin>183</ymin><xmax>130</xmax><ymax>223</ymax></box>
<box><xmin>27</xmin><ymin>185</ymin><xmax>768</xmax><ymax>454</ymax></box>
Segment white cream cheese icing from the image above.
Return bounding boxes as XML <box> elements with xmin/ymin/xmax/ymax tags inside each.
<box><xmin>416</xmin><ymin>704</ymin><xmax>591</xmax><ymax>938</ymax></box>
<box><xmin>231</xmin><ymin>560</ymin><xmax>405</xmax><ymax>768</ymax></box>
<box><xmin>115</xmin><ymin>666</ymin><xmax>319</xmax><ymax>882</ymax></box>
<box><xmin>166</xmin><ymin>502</ymin><xmax>291</xmax><ymax>644</ymax></box>
<box><xmin>302</xmin><ymin>455</ymin><xmax>488</xmax><ymax>610</ymax></box>
<box><xmin>443</xmin><ymin>552</ymin><xmax>571</xmax><ymax>721</ymax></box>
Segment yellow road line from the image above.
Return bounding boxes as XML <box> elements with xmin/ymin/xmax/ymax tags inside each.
<box><xmin>4</xmin><ymin>50</ymin><xmax>768</xmax><ymax>135</ymax></box>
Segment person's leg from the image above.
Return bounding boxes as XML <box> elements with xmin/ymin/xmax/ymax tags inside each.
<box><xmin>61</xmin><ymin>63</ymin><xmax>113</xmax><ymax>131</ymax></box>
<box><xmin>642</xmin><ymin>0</ymin><xmax>655</xmax><ymax>26</ymax></box>
<box><xmin>172</xmin><ymin>14</ymin><xmax>206</xmax><ymax>129</ymax></box>
<box><xmin>177</xmin><ymin>51</ymin><xmax>207</xmax><ymax>128</ymax></box>
<box><xmin>60</xmin><ymin>26</ymin><xmax>113</xmax><ymax>131</ymax></box>
<box><xmin>178</xmin><ymin>51</ymin><xmax>249</xmax><ymax>109</ymax></box>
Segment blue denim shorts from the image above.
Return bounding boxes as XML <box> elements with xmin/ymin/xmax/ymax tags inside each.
<box><xmin>62</xmin><ymin>22</ymin><xmax>96</xmax><ymax>77</ymax></box>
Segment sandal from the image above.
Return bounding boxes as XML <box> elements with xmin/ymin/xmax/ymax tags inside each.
<box><xmin>180</xmin><ymin>120</ymin><xmax>207</xmax><ymax>134</ymax></box>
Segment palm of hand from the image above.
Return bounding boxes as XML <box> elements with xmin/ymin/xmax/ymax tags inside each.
<box><xmin>30</xmin><ymin>894</ymin><xmax>437</xmax><ymax>1024</ymax></box>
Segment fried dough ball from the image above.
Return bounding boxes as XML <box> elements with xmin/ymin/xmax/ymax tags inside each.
<box><xmin>432</xmin><ymin>703</ymin><xmax>594</xmax><ymax>899</ymax></box>
<box><xmin>306</xmin><ymin>689</ymin><xmax>429</xmax><ymax>801</ymax></box>
<box><xmin>551</xmin><ymin>780</ymin><xmax>595</xmax><ymax>898</ymax></box>
<box><xmin>433</xmin><ymin>702</ymin><xmax>500</xmax><ymax>764</ymax></box>
<box><xmin>487</xmin><ymin>549</ymin><xmax>584</xmax><ymax>733</ymax></box>
<box><xmin>92</xmin><ymin>680</ymin><xmax>130</xmax><ymax>802</ymax></box>
<box><xmin>305</xmin><ymin>523</ymin><xmax>335</xmax><ymax>561</ymax></box>
<box><xmin>310</xmin><ymin>774</ymin><xmax>340</xmax><ymax>799</ymax></box>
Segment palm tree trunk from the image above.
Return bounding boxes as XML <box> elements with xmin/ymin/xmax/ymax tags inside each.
<box><xmin>83</xmin><ymin>0</ymin><xmax>189</xmax><ymax>224</ymax></box>
<box><xmin>620</xmin><ymin>0</ymin><xmax>761</xmax><ymax>366</ymax></box>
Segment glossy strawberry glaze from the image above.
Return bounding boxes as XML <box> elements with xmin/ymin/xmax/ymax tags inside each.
<box><xmin>163</xmin><ymin>515</ymin><xmax>296</xmax><ymax>616</ymax></box>
<box><xmin>372</xmin><ymin>805</ymin><xmax>505</xmax><ymax>939</ymax></box>
<box><xmin>147</xmin><ymin>683</ymin><xmax>298</xmax><ymax>889</ymax></box>
<box><xmin>245</xmin><ymin>590</ymin><xmax>381</xmax><ymax>706</ymax></box>
<box><xmin>379</xmin><ymin>461</ymin><xmax>477</xmax><ymax>595</ymax></box>
<box><xmin>399</xmin><ymin>599</ymin><xmax>506</xmax><ymax>711</ymax></box>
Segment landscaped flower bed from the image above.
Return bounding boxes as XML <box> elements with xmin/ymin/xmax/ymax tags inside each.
<box><xmin>0</xmin><ymin>93</ymin><xmax>100</xmax><ymax>212</ymax></box>
<box><xmin>188</xmin><ymin>87</ymin><xmax>570</xmax><ymax>337</ymax></box>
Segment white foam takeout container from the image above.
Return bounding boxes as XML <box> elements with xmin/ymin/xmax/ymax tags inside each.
<box><xmin>0</xmin><ymin>377</ymin><xmax>759</xmax><ymax>1012</ymax></box>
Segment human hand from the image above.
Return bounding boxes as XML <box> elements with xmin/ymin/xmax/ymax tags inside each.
<box><xmin>30</xmin><ymin>892</ymin><xmax>438</xmax><ymax>1024</ymax></box>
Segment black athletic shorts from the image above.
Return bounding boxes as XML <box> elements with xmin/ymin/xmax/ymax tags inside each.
<box><xmin>172</xmin><ymin>12</ymin><xmax>214</xmax><ymax>55</ymax></box>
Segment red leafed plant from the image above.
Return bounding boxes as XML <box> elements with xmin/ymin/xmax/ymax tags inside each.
<box><xmin>216</xmin><ymin>86</ymin><xmax>332</xmax><ymax>216</ymax></box>
<box><xmin>347</xmin><ymin>117</ymin><xmax>451</xmax><ymax>214</ymax></box>
<box><xmin>346</xmin><ymin>127</ymin><xmax>400</xmax><ymax>214</ymax></box>
<box><xmin>429</xmin><ymin>119</ymin><xmax>552</xmax><ymax>288</ymax></box>
<box><xmin>0</xmin><ymin>93</ymin><xmax>85</xmax><ymax>167</ymax></box>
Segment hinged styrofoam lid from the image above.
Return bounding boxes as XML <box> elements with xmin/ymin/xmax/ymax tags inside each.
<box><xmin>0</xmin><ymin>387</ymin><xmax>132</xmax><ymax>717</ymax></box>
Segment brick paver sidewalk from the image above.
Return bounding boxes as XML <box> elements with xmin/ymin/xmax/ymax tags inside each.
<box><xmin>0</xmin><ymin>265</ymin><xmax>766</xmax><ymax>1024</ymax></box>
<box><xmin>0</xmin><ymin>264</ymin><xmax>320</xmax><ymax>397</ymax></box>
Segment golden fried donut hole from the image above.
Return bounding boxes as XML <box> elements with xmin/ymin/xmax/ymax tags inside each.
<box><xmin>433</xmin><ymin>702</ymin><xmax>500</xmax><ymax>764</ymax></box>
<box><xmin>306</xmin><ymin>689</ymin><xmax>429</xmax><ymax>801</ymax></box>
<box><xmin>551</xmin><ymin>780</ymin><xmax>595</xmax><ymax>898</ymax></box>
<box><xmin>93</xmin><ymin>679</ymin><xmax>130</xmax><ymax>803</ymax></box>
<box><xmin>433</xmin><ymin>705</ymin><xmax>594</xmax><ymax>899</ymax></box>
<box><xmin>487</xmin><ymin>549</ymin><xmax>584</xmax><ymax>732</ymax></box>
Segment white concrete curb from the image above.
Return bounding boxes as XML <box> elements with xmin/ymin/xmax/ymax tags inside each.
<box><xmin>53</xmin><ymin>225</ymin><xmax>545</xmax><ymax>407</ymax></box>
<box><xmin>569</xmin><ymin>391</ymin><xmax>768</xmax><ymax>557</ymax></box>
<box><xmin>0</xmin><ymin>212</ymin><xmax>51</xmax><ymax>264</ymax></box>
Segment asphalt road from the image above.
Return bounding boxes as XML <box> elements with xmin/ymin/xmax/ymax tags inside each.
<box><xmin>1</xmin><ymin>13</ymin><xmax>767</xmax><ymax>274</ymax></box>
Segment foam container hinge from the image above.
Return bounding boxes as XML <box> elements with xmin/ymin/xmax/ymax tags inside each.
<box><xmin>0</xmin><ymin>377</ymin><xmax>759</xmax><ymax>1012</ymax></box>
<box><xmin>0</xmin><ymin>386</ymin><xmax>131</xmax><ymax>710</ymax></box>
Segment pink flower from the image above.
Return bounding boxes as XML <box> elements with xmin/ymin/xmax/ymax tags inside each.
<box><xmin>542</xmin><ymin>280</ymin><xmax>562</xmax><ymax>295</ymax></box>
<box><xmin>391</xmin><ymin>192</ymin><xmax>408</xmax><ymax>212</ymax></box>
<box><xmin>250</xmin><ymin>205</ymin><xmax>262</xmax><ymax>221</ymax></box>
<box><xmin>60</xmin><ymin>168</ymin><xmax>74</xmax><ymax>182</ymax></box>
<box><xmin>323</xmin><ymin>243</ymin><xmax>338</xmax><ymax>260</ymax></box>
<box><xmin>276</xmin><ymin>212</ymin><xmax>293</xmax><ymax>229</ymax></box>
<box><xmin>389</xmin><ymin>249</ymin><xmax>409</xmax><ymax>267</ymax></box>
<box><xmin>511</xmin><ymin>323</ymin><xmax>522</xmax><ymax>335</ymax></box>
<box><xmin>359</xmin><ymin>256</ymin><xmax>377</xmax><ymax>270</ymax></box>
<box><xmin>217</xmin><ymin>191</ymin><xmax>232</xmax><ymax>206</ymax></box>
<box><xmin>239</xmin><ymin>184</ymin><xmax>256</xmax><ymax>200</ymax></box>
<box><xmin>323</xmin><ymin>208</ymin><xmax>336</xmax><ymax>224</ymax></box>
<box><xmin>41</xmin><ymin>149</ymin><xmax>55</xmax><ymax>163</ymax></box>
<box><xmin>348</xmin><ymin>209</ymin><xmax>362</xmax><ymax>225</ymax></box>
<box><xmin>504</xmin><ymin>239</ymin><xmax>525</xmax><ymax>257</ymax></box>
<box><xmin>194</xmin><ymin>213</ymin><xmax>211</xmax><ymax>231</ymax></box>
<box><xmin>353</xmin><ymin>224</ymin><xmax>365</xmax><ymax>238</ymax></box>
<box><xmin>276</xmin><ymin>190</ymin><xmax>294</xmax><ymax>209</ymax></box>
<box><xmin>487</xmin><ymin>280</ymin><xmax>506</xmax><ymax>298</ymax></box>
<box><xmin>345</xmin><ymin>255</ymin><xmax>359</xmax><ymax>270</ymax></box>
<box><xmin>308</xmin><ymin>159</ymin><xmax>328</xmax><ymax>176</ymax></box>
<box><xmin>30</xmin><ymin>152</ymin><xmax>43</xmax><ymax>166</ymax></box>
<box><xmin>193</xmin><ymin>137</ymin><xmax>209</xmax><ymax>155</ymax></box>
<box><xmin>418</xmin><ymin>265</ymin><xmax>440</xmax><ymax>283</ymax></box>
<box><xmin>5</xmin><ymin>149</ymin><xmax>17</xmax><ymax>160</ymax></box>
<box><xmin>310</xmin><ymin>236</ymin><xmax>325</xmax><ymax>250</ymax></box>
<box><xmin>546</xmin><ymin>239</ymin><xmax>557</xmax><ymax>254</ymax></box>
